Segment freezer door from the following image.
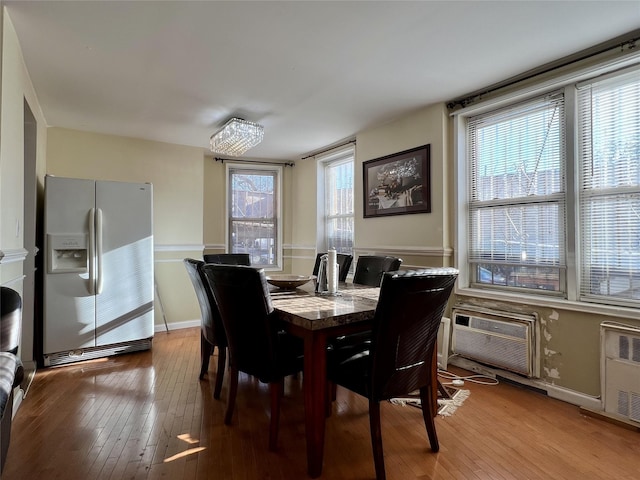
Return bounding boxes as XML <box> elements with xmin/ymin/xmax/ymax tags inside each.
<box><xmin>95</xmin><ymin>180</ymin><xmax>154</xmax><ymax>346</ymax></box>
<box><xmin>44</xmin><ymin>176</ymin><xmax>97</xmax><ymax>353</ymax></box>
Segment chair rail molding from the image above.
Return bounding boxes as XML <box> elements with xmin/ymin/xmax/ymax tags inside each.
<box><xmin>353</xmin><ymin>246</ymin><xmax>453</xmax><ymax>257</ymax></box>
<box><xmin>203</xmin><ymin>244</ymin><xmax>227</xmax><ymax>251</ymax></box>
<box><xmin>0</xmin><ymin>275</ymin><xmax>27</xmax><ymax>288</ymax></box>
<box><xmin>0</xmin><ymin>248</ymin><xmax>29</xmax><ymax>265</ymax></box>
<box><xmin>283</xmin><ymin>244</ymin><xmax>316</xmax><ymax>251</ymax></box>
<box><xmin>154</xmin><ymin>244</ymin><xmax>204</xmax><ymax>253</ymax></box>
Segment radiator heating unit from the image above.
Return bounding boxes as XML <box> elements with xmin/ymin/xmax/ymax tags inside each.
<box><xmin>601</xmin><ymin>321</ymin><xmax>640</xmax><ymax>425</ymax></box>
<box><xmin>451</xmin><ymin>308</ymin><xmax>539</xmax><ymax>378</ymax></box>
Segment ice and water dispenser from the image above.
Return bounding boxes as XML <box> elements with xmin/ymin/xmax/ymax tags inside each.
<box><xmin>47</xmin><ymin>234</ymin><xmax>88</xmax><ymax>273</ymax></box>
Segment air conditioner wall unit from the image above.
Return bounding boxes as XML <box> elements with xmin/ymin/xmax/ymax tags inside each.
<box><xmin>601</xmin><ymin>321</ymin><xmax>640</xmax><ymax>425</ymax></box>
<box><xmin>451</xmin><ymin>308</ymin><xmax>539</xmax><ymax>378</ymax></box>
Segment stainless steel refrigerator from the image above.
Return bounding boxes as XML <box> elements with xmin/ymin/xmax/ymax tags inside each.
<box><xmin>43</xmin><ymin>175</ymin><xmax>154</xmax><ymax>366</ymax></box>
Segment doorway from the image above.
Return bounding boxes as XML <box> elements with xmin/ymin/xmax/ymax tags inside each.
<box><xmin>22</xmin><ymin>99</ymin><xmax>38</xmax><ymax>389</ymax></box>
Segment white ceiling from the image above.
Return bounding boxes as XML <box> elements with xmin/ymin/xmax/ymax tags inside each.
<box><xmin>5</xmin><ymin>1</ymin><xmax>640</xmax><ymax>160</ymax></box>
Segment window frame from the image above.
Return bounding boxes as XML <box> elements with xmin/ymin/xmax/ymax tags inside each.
<box><xmin>454</xmin><ymin>53</ymin><xmax>640</xmax><ymax>318</ymax></box>
<box><xmin>576</xmin><ymin>67</ymin><xmax>640</xmax><ymax>308</ymax></box>
<box><xmin>316</xmin><ymin>145</ymin><xmax>355</xmax><ymax>255</ymax></box>
<box><xmin>225</xmin><ymin>162</ymin><xmax>283</xmax><ymax>270</ymax></box>
<box><xmin>466</xmin><ymin>92</ymin><xmax>567</xmax><ymax>297</ymax></box>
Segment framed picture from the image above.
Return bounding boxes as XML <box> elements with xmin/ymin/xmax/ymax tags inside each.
<box><xmin>363</xmin><ymin>144</ymin><xmax>431</xmax><ymax>218</ymax></box>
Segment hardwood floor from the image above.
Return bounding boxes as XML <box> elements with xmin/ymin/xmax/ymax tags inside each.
<box><xmin>4</xmin><ymin>327</ymin><xmax>639</xmax><ymax>479</ymax></box>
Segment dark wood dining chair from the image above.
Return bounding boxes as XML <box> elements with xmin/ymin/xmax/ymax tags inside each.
<box><xmin>201</xmin><ymin>264</ymin><xmax>304</xmax><ymax>451</ymax></box>
<box><xmin>183</xmin><ymin>258</ymin><xmax>228</xmax><ymax>399</ymax></box>
<box><xmin>326</xmin><ymin>268</ymin><xmax>459</xmax><ymax>480</ymax></box>
<box><xmin>203</xmin><ymin>253</ymin><xmax>251</xmax><ymax>266</ymax></box>
<box><xmin>353</xmin><ymin>255</ymin><xmax>402</xmax><ymax>287</ymax></box>
<box><xmin>1</xmin><ymin>287</ymin><xmax>22</xmax><ymax>355</ymax></box>
<box><xmin>312</xmin><ymin>253</ymin><xmax>353</xmax><ymax>282</ymax></box>
<box><xmin>1</xmin><ymin>287</ymin><xmax>25</xmax><ymax>475</ymax></box>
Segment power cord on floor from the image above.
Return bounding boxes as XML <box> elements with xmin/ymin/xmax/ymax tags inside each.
<box><xmin>437</xmin><ymin>356</ymin><xmax>499</xmax><ymax>387</ymax></box>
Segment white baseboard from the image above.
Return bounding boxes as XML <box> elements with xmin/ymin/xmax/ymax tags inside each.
<box><xmin>12</xmin><ymin>388</ymin><xmax>24</xmax><ymax>419</ymax></box>
<box><xmin>154</xmin><ymin>319</ymin><xmax>200</xmax><ymax>332</ymax></box>
<box><xmin>448</xmin><ymin>356</ymin><xmax>602</xmax><ymax>409</ymax></box>
<box><xmin>546</xmin><ymin>384</ymin><xmax>601</xmax><ymax>410</ymax></box>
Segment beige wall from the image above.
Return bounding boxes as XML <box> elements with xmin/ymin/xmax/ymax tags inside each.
<box><xmin>289</xmin><ymin>104</ymin><xmax>452</xmax><ymax>276</ymax></box>
<box><xmin>1</xmin><ymin>8</ymin><xmax>47</xmax><ymax>371</ymax></box>
<box><xmin>46</xmin><ymin>128</ymin><xmax>206</xmax><ymax>327</ymax></box>
<box><xmin>355</xmin><ymin>104</ymin><xmax>451</xmax><ymax>267</ymax></box>
<box><xmin>288</xmin><ymin>156</ymin><xmax>317</xmax><ymax>275</ymax></box>
<box><xmin>202</xmin><ymin>156</ymin><xmax>227</xmax><ymax>252</ymax></box>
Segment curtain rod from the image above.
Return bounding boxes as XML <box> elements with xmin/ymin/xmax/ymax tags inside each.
<box><xmin>214</xmin><ymin>157</ymin><xmax>295</xmax><ymax>167</ymax></box>
<box><xmin>300</xmin><ymin>139</ymin><xmax>356</xmax><ymax>160</ymax></box>
<box><xmin>447</xmin><ymin>30</ymin><xmax>640</xmax><ymax>110</ymax></box>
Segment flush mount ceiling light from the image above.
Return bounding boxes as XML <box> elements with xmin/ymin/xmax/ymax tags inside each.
<box><xmin>210</xmin><ymin>118</ymin><xmax>264</xmax><ymax>156</ymax></box>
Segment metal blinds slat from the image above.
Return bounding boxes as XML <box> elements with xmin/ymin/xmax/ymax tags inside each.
<box><xmin>578</xmin><ymin>67</ymin><xmax>640</xmax><ymax>304</ymax></box>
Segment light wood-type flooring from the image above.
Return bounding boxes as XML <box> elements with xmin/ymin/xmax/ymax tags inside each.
<box><xmin>3</xmin><ymin>327</ymin><xmax>639</xmax><ymax>479</ymax></box>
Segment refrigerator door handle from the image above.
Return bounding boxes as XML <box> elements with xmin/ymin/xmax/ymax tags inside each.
<box><xmin>96</xmin><ymin>208</ymin><xmax>104</xmax><ymax>295</ymax></box>
<box><xmin>89</xmin><ymin>207</ymin><xmax>96</xmax><ymax>295</ymax></box>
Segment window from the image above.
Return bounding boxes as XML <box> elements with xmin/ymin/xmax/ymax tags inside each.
<box><xmin>227</xmin><ymin>164</ymin><xmax>282</xmax><ymax>268</ymax></box>
<box><xmin>578</xmin><ymin>69</ymin><xmax>640</xmax><ymax>305</ymax></box>
<box><xmin>320</xmin><ymin>147</ymin><xmax>354</xmax><ymax>254</ymax></box>
<box><xmin>457</xmin><ymin>62</ymin><xmax>640</xmax><ymax>308</ymax></box>
<box><xmin>467</xmin><ymin>93</ymin><xmax>566</xmax><ymax>294</ymax></box>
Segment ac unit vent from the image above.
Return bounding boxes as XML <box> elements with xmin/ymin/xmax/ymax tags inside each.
<box><xmin>601</xmin><ymin>322</ymin><xmax>640</xmax><ymax>426</ymax></box>
<box><xmin>43</xmin><ymin>337</ymin><xmax>152</xmax><ymax>367</ymax></box>
<box><xmin>452</xmin><ymin>309</ymin><xmax>538</xmax><ymax>378</ymax></box>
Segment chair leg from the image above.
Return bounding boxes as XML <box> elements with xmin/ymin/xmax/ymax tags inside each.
<box><xmin>419</xmin><ymin>386</ymin><xmax>440</xmax><ymax>452</ymax></box>
<box><xmin>213</xmin><ymin>346</ymin><xmax>227</xmax><ymax>399</ymax></box>
<box><xmin>199</xmin><ymin>333</ymin><xmax>213</xmax><ymax>380</ymax></box>
<box><xmin>224</xmin><ymin>366</ymin><xmax>239</xmax><ymax>425</ymax></box>
<box><xmin>369</xmin><ymin>399</ymin><xmax>386</xmax><ymax>480</ymax></box>
<box><xmin>269</xmin><ymin>381</ymin><xmax>282</xmax><ymax>451</ymax></box>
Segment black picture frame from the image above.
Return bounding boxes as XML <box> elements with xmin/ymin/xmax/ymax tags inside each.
<box><xmin>363</xmin><ymin>144</ymin><xmax>431</xmax><ymax>218</ymax></box>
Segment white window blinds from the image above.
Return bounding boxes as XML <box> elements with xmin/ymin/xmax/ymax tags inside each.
<box><xmin>323</xmin><ymin>149</ymin><xmax>354</xmax><ymax>254</ymax></box>
<box><xmin>467</xmin><ymin>92</ymin><xmax>566</xmax><ymax>293</ymax></box>
<box><xmin>578</xmin><ymin>67</ymin><xmax>640</xmax><ymax>305</ymax></box>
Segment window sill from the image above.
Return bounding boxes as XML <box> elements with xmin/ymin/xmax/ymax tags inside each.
<box><xmin>455</xmin><ymin>286</ymin><xmax>640</xmax><ymax>321</ymax></box>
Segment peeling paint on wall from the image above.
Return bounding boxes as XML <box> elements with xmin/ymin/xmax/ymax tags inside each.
<box><xmin>544</xmin><ymin>367</ymin><xmax>561</xmax><ymax>379</ymax></box>
<box><xmin>541</xmin><ymin>309</ymin><xmax>563</xmax><ymax>383</ymax></box>
<box><xmin>542</xmin><ymin>310</ymin><xmax>558</xmax><ymax>342</ymax></box>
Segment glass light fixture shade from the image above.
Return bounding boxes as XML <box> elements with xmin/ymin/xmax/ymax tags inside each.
<box><xmin>210</xmin><ymin>118</ymin><xmax>264</xmax><ymax>156</ymax></box>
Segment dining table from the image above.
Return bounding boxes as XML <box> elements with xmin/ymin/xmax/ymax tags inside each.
<box><xmin>269</xmin><ymin>281</ymin><xmax>441</xmax><ymax>478</ymax></box>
